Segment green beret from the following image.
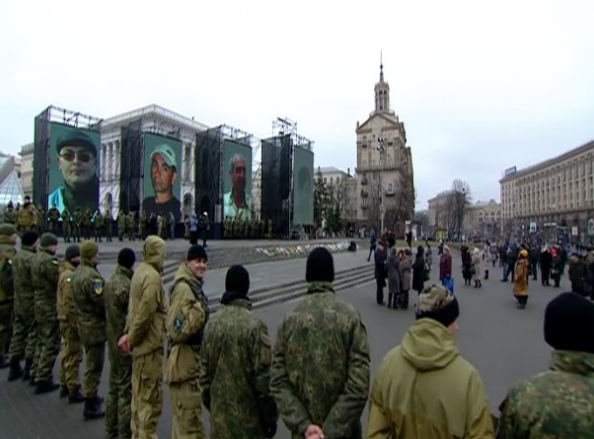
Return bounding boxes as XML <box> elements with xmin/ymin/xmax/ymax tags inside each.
<box><xmin>80</xmin><ymin>241</ymin><xmax>99</xmax><ymax>260</ymax></box>
<box><xmin>40</xmin><ymin>233</ymin><xmax>58</xmax><ymax>247</ymax></box>
<box><xmin>56</xmin><ymin>129</ymin><xmax>97</xmax><ymax>156</ymax></box>
<box><xmin>0</xmin><ymin>223</ymin><xmax>16</xmax><ymax>236</ymax></box>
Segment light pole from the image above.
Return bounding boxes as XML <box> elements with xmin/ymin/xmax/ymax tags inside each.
<box><xmin>377</xmin><ymin>137</ymin><xmax>385</xmax><ymax>232</ymax></box>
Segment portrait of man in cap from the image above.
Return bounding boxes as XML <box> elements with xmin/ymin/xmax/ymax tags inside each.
<box><xmin>48</xmin><ymin>128</ymin><xmax>99</xmax><ymax>214</ymax></box>
<box><xmin>223</xmin><ymin>153</ymin><xmax>252</xmax><ymax>220</ymax></box>
<box><xmin>142</xmin><ymin>143</ymin><xmax>181</xmax><ymax>223</ymax></box>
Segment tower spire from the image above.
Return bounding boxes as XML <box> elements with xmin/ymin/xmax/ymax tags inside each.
<box><xmin>374</xmin><ymin>52</ymin><xmax>391</xmax><ymax>113</ymax></box>
<box><xmin>380</xmin><ymin>50</ymin><xmax>384</xmax><ymax>82</ymax></box>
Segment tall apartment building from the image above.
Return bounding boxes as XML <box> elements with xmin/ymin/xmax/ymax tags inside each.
<box><xmin>317</xmin><ymin>166</ymin><xmax>357</xmax><ymax>222</ymax></box>
<box><xmin>500</xmin><ymin>139</ymin><xmax>594</xmax><ymax>241</ymax></box>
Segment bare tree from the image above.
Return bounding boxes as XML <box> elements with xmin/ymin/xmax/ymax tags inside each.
<box><xmin>360</xmin><ymin>172</ymin><xmax>382</xmax><ymax>229</ymax></box>
<box><xmin>449</xmin><ymin>179</ymin><xmax>471</xmax><ymax>241</ymax></box>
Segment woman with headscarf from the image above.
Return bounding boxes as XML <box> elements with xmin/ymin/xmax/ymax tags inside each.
<box><xmin>461</xmin><ymin>246</ymin><xmax>473</xmax><ymax>287</ymax></box>
<box><xmin>513</xmin><ymin>249</ymin><xmax>530</xmax><ymax>309</ymax></box>
<box><xmin>412</xmin><ymin>246</ymin><xmax>426</xmax><ymax>295</ymax></box>
<box><xmin>472</xmin><ymin>248</ymin><xmax>482</xmax><ymax>288</ymax></box>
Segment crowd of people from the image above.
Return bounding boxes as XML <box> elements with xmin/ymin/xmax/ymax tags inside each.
<box><xmin>1</xmin><ymin>220</ymin><xmax>593</xmax><ymax>438</ymax></box>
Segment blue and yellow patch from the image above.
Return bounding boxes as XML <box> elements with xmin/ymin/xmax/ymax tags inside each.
<box><xmin>66</xmin><ymin>275</ymin><xmax>72</xmax><ymax>283</ymax></box>
<box><xmin>92</xmin><ymin>278</ymin><xmax>103</xmax><ymax>295</ymax></box>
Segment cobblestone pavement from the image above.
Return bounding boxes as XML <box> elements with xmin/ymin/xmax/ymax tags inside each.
<box><xmin>0</xmin><ymin>251</ymin><xmax>573</xmax><ymax>438</ymax></box>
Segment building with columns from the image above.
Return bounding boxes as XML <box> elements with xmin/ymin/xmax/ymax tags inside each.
<box><xmin>354</xmin><ymin>63</ymin><xmax>415</xmax><ymax>234</ymax></box>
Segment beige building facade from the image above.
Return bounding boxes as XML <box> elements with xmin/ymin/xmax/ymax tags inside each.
<box><xmin>464</xmin><ymin>200</ymin><xmax>501</xmax><ymax>238</ymax></box>
<box><xmin>355</xmin><ymin>63</ymin><xmax>415</xmax><ymax>233</ymax></box>
<box><xmin>317</xmin><ymin>166</ymin><xmax>357</xmax><ymax>222</ymax></box>
<box><xmin>500</xmin><ymin>139</ymin><xmax>594</xmax><ymax>242</ymax></box>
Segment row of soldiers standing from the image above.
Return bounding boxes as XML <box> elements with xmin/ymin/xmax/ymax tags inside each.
<box><xmin>223</xmin><ymin>216</ymin><xmax>273</xmax><ymax>239</ymax></box>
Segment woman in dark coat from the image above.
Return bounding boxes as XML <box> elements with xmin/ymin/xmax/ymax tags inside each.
<box><xmin>412</xmin><ymin>245</ymin><xmax>426</xmax><ymax>294</ymax></box>
<box><xmin>374</xmin><ymin>241</ymin><xmax>388</xmax><ymax>305</ymax></box>
<box><xmin>386</xmin><ymin>247</ymin><xmax>401</xmax><ymax>309</ymax></box>
<box><xmin>461</xmin><ymin>245</ymin><xmax>473</xmax><ymax>286</ymax></box>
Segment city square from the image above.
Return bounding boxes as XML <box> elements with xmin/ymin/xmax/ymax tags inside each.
<box><xmin>0</xmin><ymin>248</ymin><xmax>572</xmax><ymax>439</ymax></box>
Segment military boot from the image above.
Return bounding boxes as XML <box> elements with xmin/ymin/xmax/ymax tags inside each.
<box><xmin>6</xmin><ymin>358</ymin><xmax>23</xmax><ymax>381</ymax></box>
<box><xmin>83</xmin><ymin>398</ymin><xmax>105</xmax><ymax>420</ymax></box>
<box><xmin>59</xmin><ymin>385</ymin><xmax>69</xmax><ymax>398</ymax></box>
<box><xmin>21</xmin><ymin>358</ymin><xmax>32</xmax><ymax>381</ymax></box>
<box><xmin>68</xmin><ymin>387</ymin><xmax>85</xmax><ymax>404</ymax></box>
<box><xmin>387</xmin><ymin>293</ymin><xmax>393</xmax><ymax>309</ymax></box>
<box><xmin>35</xmin><ymin>379</ymin><xmax>60</xmax><ymax>395</ymax></box>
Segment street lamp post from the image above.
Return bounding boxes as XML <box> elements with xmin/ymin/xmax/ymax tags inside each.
<box><xmin>377</xmin><ymin>137</ymin><xmax>385</xmax><ymax>232</ymax></box>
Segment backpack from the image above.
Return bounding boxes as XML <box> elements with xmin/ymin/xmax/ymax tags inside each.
<box><xmin>0</xmin><ymin>248</ymin><xmax>16</xmax><ymax>303</ymax></box>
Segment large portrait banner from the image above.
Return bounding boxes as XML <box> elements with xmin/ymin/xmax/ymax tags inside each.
<box><xmin>223</xmin><ymin>140</ymin><xmax>253</xmax><ymax>220</ymax></box>
<box><xmin>48</xmin><ymin>122</ymin><xmax>101</xmax><ymax>215</ymax></box>
<box><xmin>292</xmin><ymin>146</ymin><xmax>314</xmax><ymax>225</ymax></box>
<box><xmin>142</xmin><ymin>133</ymin><xmax>182</xmax><ymax>222</ymax></box>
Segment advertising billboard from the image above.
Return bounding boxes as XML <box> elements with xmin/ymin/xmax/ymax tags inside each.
<box><xmin>47</xmin><ymin>122</ymin><xmax>101</xmax><ymax>215</ymax></box>
<box><xmin>292</xmin><ymin>146</ymin><xmax>314</xmax><ymax>225</ymax></box>
<box><xmin>223</xmin><ymin>139</ymin><xmax>253</xmax><ymax>220</ymax></box>
<box><xmin>142</xmin><ymin>133</ymin><xmax>182</xmax><ymax>223</ymax></box>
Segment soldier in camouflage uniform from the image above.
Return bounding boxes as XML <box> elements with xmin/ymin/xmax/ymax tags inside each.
<box><xmin>71</xmin><ymin>241</ymin><xmax>106</xmax><ymax>420</ymax></box>
<box><xmin>94</xmin><ymin>210</ymin><xmax>103</xmax><ymax>242</ymax></box>
<box><xmin>47</xmin><ymin>203</ymin><xmax>60</xmax><ymax>233</ymax></box>
<box><xmin>103</xmin><ymin>210</ymin><xmax>113</xmax><ymax>242</ymax></box>
<box><xmin>36</xmin><ymin>204</ymin><xmax>45</xmax><ymax>234</ymax></box>
<box><xmin>105</xmin><ymin>248</ymin><xmax>135</xmax><ymax>439</ymax></box>
<box><xmin>270</xmin><ymin>248</ymin><xmax>370</xmax><ymax>439</ymax></box>
<box><xmin>126</xmin><ymin>212</ymin><xmax>135</xmax><ymax>241</ymax></box>
<box><xmin>0</xmin><ymin>224</ymin><xmax>17</xmax><ymax>369</ymax></box>
<box><xmin>201</xmin><ymin>264</ymin><xmax>278</xmax><ymax>439</ymax></box>
<box><xmin>31</xmin><ymin>233</ymin><xmax>61</xmax><ymax>394</ymax></box>
<box><xmin>16</xmin><ymin>196</ymin><xmax>37</xmax><ymax>233</ymax></box>
<box><xmin>57</xmin><ymin>245</ymin><xmax>84</xmax><ymax>403</ymax></box>
<box><xmin>73</xmin><ymin>208</ymin><xmax>83</xmax><ymax>242</ymax></box>
<box><xmin>118</xmin><ymin>236</ymin><xmax>167</xmax><ymax>439</ymax></box>
<box><xmin>7</xmin><ymin>231</ymin><xmax>40</xmax><ymax>382</ymax></box>
<box><xmin>61</xmin><ymin>208</ymin><xmax>72</xmax><ymax>242</ymax></box>
<box><xmin>117</xmin><ymin>211</ymin><xmax>126</xmax><ymax>241</ymax></box>
<box><xmin>165</xmin><ymin>245</ymin><xmax>209</xmax><ymax>439</ymax></box>
<box><xmin>3</xmin><ymin>201</ymin><xmax>16</xmax><ymax>225</ymax></box>
<box><xmin>83</xmin><ymin>209</ymin><xmax>92</xmax><ymax>240</ymax></box>
<box><xmin>497</xmin><ymin>292</ymin><xmax>594</xmax><ymax>438</ymax></box>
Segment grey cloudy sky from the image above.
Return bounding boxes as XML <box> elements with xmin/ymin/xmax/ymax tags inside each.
<box><xmin>1</xmin><ymin>0</ymin><xmax>593</xmax><ymax>210</ymax></box>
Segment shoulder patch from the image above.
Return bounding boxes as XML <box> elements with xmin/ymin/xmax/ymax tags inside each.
<box><xmin>92</xmin><ymin>278</ymin><xmax>104</xmax><ymax>295</ymax></box>
<box><xmin>66</xmin><ymin>275</ymin><xmax>72</xmax><ymax>283</ymax></box>
<box><xmin>52</xmin><ymin>259</ymin><xmax>59</xmax><ymax>265</ymax></box>
<box><xmin>173</xmin><ymin>315</ymin><xmax>185</xmax><ymax>333</ymax></box>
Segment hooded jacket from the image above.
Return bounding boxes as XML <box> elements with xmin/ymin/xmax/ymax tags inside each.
<box><xmin>125</xmin><ymin>236</ymin><xmax>167</xmax><ymax>357</ymax></box>
<box><xmin>367</xmin><ymin>319</ymin><xmax>495</xmax><ymax>439</ymax></box>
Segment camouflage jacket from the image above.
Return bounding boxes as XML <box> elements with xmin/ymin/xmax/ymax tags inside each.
<box><xmin>497</xmin><ymin>350</ymin><xmax>594</xmax><ymax>439</ymax></box>
<box><xmin>104</xmin><ymin>265</ymin><xmax>133</xmax><ymax>352</ymax></box>
<box><xmin>165</xmin><ymin>263</ymin><xmax>207</xmax><ymax>384</ymax></box>
<box><xmin>12</xmin><ymin>245</ymin><xmax>37</xmax><ymax>313</ymax></box>
<box><xmin>31</xmin><ymin>248</ymin><xmax>60</xmax><ymax>307</ymax></box>
<box><xmin>71</xmin><ymin>259</ymin><xmax>106</xmax><ymax>346</ymax></box>
<box><xmin>0</xmin><ymin>239</ymin><xmax>16</xmax><ymax>303</ymax></box>
<box><xmin>270</xmin><ymin>281</ymin><xmax>371</xmax><ymax>439</ymax></box>
<box><xmin>126</xmin><ymin>236</ymin><xmax>167</xmax><ymax>357</ymax></box>
<box><xmin>57</xmin><ymin>261</ymin><xmax>77</xmax><ymax>325</ymax></box>
<box><xmin>200</xmin><ymin>296</ymin><xmax>276</xmax><ymax>439</ymax></box>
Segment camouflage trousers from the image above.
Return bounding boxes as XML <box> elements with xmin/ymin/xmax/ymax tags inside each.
<box><xmin>82</xmin><ymin>342</ymin><xmax>105</xmax><ymax>398</ymax></box>
<box><xmin>106</xmin><ymin>346</ymin><xmax>132</xmax><ymax>439</ymax></box>
<box><xmin>34</xmin><ymin>301</ymin><xmax>61</xmax><ymax>382</ymax></box>
<box><xmin>131</xmin><ymin>350</ymin><xmax>163</xmax><ymax>439</ymax></box>
<box><xmin>0</xmin><ymin>301</ymin><xmax>13</xmax><ymax>354</ymax></box>
<box><xmin>9</xmin><ymin>308</ymin><xmax>39</xmax><ymax>371</ymax></box>
<box><xmin>169</xmin><ymin>377</ymin><xmax>206</xmax><ymax>439</ymax></box>
<box><xmin>58</xmin><ymin>320</ymin><xmax>82</xmax><ymax>393</ymax></box>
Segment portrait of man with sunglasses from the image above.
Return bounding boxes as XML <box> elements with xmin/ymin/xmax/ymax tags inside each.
<box><xmin>48</xmin><ymin>129</ymin><xmax>99</xmax><ymax>215</ymax></box>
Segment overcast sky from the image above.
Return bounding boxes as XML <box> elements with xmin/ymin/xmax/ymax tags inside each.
<box><xmin>1</xmin><ymin>0</ymin><xmax>593</xmax><ymax>209</ymax></box>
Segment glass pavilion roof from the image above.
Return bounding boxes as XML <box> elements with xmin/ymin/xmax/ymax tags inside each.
<box><xmin>0</xmin><ymin>156</ymin><xmax>24</xmax><ymax>207</ymax></box>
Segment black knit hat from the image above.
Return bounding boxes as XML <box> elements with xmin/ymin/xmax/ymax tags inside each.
<box><xmin>415</xmin><ymin>284</ymin><xmax>460</xmax><ymax>328</ymax></box>
<box><xmin>64</xmin><ymin>245</ymin><xmax>80</xmax><ymax>262</ymax></box>
<box><xmin>40</xmin><ymin>233</ymin><xmax>58</xmax><ymax>247</ymax></box>
<box><xmin>21</xmin><ymin>231</ymin><xmax>39</xmax><ymax>247</ymax></box>
<box><xmin>187</xmin><ymin>245</ymin><xmax>208</xmax><ymax>262</ymax></box>
<box><xmin>305</xmin><ymin>247</ymin><xmax>335</xmax><ymax>283</ymax></box>
<box><xmin>225</xmin><ymin>265</ymin><xmax>250</xmax><ymax>296</ymax></box>
<box><xmin>118</xmin><ymin>248</ymin><xmax>136</xmax><ymax>269</ymax></box>
<box><xmin>544</xmin><ymin>292</ymin><xmax>594</xmax><ymax>354</ymax></box>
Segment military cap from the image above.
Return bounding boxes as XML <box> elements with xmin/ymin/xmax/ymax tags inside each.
<box><xmin>80</xmin><ymin>241</ymin><xmax>99</xmax><ymax>260</ymax></box>
<box><xmin>306</xmin><ymin>247</ymin><xmax>334</xmax><ymax>283</ymax></box>
<box><xmin>40</xmin><ymin>233</ymin><xmax>58</xmax><ymax>247</ymax></box>
<box><xmin>56</xmin><ymin>129</ymin><xmax>97</xmax><ymax>156</ymax></box>
<box><xmin>187</xmin><ymin>245</ymin><xmax>207</xmax><ymax>262</ymax></box>
<box><xmin>64</xmin><ymin>245</ymin><xmax>80</xmax><ymax>261</ymax></box>
<box><xmin>0</xmin><ymin>223</ymin><xmax>17</xmax><ymax>236</ymax></box>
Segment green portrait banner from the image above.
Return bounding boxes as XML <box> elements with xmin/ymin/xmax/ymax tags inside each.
<box><xmin>223</xmin><ymin>140</ymin><xmax>253</xmax><ymax>220</ymax></box>
<box><xmin>142</xmin><ymin>133</ymin><xmax>182</xmax><ymax>223</ymax></box>
<box><xmin>48</xmin><ymin>122</ymin><xmax>101</xmax><ymax>216</ymax></box>
<box><xmin>292</xmin><ymin>146</ymin><xmax>314</xmax><ymax>225</ymax></box>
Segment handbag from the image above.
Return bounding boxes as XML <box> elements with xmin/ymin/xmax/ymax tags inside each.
<box><xmin>442</xmin><ymin>277</ymin><xmax>455</xmax><ymax>294</ymax></box>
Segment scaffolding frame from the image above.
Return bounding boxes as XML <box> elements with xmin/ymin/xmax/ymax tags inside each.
<box><xmin>33</xmin><ymin>105</ymin><xmax>102</xmax><ymax>209</ymax></box>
